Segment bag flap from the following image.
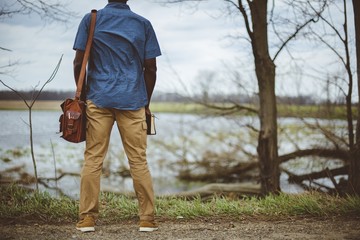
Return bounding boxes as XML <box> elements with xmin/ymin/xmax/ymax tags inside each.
<box><xmin>65</xmin><ymin>110</ymin><xmax>81</xmax><ymax>120</ymax></box>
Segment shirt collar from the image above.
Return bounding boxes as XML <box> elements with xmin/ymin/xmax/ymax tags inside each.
<box><xmin>106</xmin><ymin>2</ymin><xmax>130</xmax><ymax>10</ymax></box>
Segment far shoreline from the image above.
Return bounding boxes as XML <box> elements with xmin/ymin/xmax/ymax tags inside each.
<box><xmin>0</xmin><ymin>100</ymin><xmax>63</xmax><ymax>111</ymax></box>
<box><xmin>0</xmin><ymin>100</ymin><xmax>356</xmax><ymax>119</ymax></box>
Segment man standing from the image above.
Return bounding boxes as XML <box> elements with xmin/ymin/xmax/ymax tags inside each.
<box><xmin>73</xmin><ymin>0</ymin><xmax>161</xmax><ymax>232</ymax></box>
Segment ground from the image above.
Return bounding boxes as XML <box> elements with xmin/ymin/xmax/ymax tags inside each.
<box><xmin>1</xmin><ymin>216</ymin><xmax>360</xmax><ymax>240</ymax></box>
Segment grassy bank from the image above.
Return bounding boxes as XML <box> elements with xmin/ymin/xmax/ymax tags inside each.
<box><xmin>0</xmin><ymin>100</ymin><xmax>356</xmax><ymax>119</ymax></box>
<box><xmin>0</xmin><ymin>185</ymin><xmax>359</xmax><ymax>223</ymax></box>
<box><xmin>0</xmin><ymin>100</ymin><xmax>204</xmax><ymax>112</ymax></box>
<box><xmin>0</xmin><ymin>100</ymin><xmax>64</xmax><ymax>111</ymax></box>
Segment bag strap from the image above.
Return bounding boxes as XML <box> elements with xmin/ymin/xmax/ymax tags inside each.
<box><xmin>75</xmin><ymin>9</ymin><xmax>97</xmax><ymax>100</ymax></box>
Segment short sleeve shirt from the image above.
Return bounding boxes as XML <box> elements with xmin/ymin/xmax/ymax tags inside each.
<box><xmin>73</xmin><ymin>3</ymin><xmax>161</xmax><ymax>110</ymax></box>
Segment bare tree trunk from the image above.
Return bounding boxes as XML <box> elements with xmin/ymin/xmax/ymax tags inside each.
<box><xmin>249</xmin><ymin>0</ymin><xmax>279</xmax><ymax>194</ymax></box>
<box><xmin>343</xmin><ymin>0</ymin><xmax>354</xmax><ymax>151</ymax></box>
<box><xmin>349</xmin><ymin>0</ymin><xmax>360</xmax><ymax>195</ymax></box>
<box><xmin>28</xmin><ymin>108</ymin><xmax>38</xmax><ymax>190</ymax></box>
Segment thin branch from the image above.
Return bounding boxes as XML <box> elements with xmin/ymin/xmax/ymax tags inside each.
<box><xmin>286</xmin><ymin>165</ymin><xmax>348</xmax><ymax>184</ymax></box>
<box><xmin>0</xmin><ymin>55</ymin><xmax>63</xmax><ymax>191</ymax></box>
<box><xmin>272</xmin><ymin>1</ymin><xmax>329</xmax><ymax>61</ymax></box>
<box><xmin>0</xmin><ymin>79</ymin><xmax>30</xmax><ymax>108</ymax></box>
<box><xmin>0</xmin><ymin>47</ymin><xmax>12</xmax><ymax>52</ymax></box>
<box><xmin>8</xmin><ymin>0</ymin><xmax>78</xmax><ymax>24</ymax></box>
<box><xmin>279</xmin><ymin>148</ymin><xmax>349</xmax><ymax>164</ymax></box>
<box><xmin>273</xmin><ymin>18</ymin><xmax>319</xmax><ymax>62</ymax></box>
<box><xmin>30</xmin><ymin>54</ymin><xmax>63</xmax><ymax>107</ymax></box>
<box><xmin>311</xmin><ymin>30</ymin><xmax>347</xmax><ymax>67</ymax></box>
<box><xmin>308</xmin><ymin>0</ymin><xmax>345</xmax><ymax>43</ymax></box>
<box><xmin>236</xmin><ymin>0</ymin><xmax>254</xmax><ymax>41</ymax></box>
<box><xmin>196</xmin><ymin>100</ymin><xmax>258</xmax><ymax>115</ymax></box>
<box><xmin>302</xmin><ymin>119</ymin><xmax>349</xmax><ymax>149</ymax></box>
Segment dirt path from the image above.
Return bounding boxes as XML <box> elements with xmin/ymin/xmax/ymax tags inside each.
<box><xmin>1</xmin><ymin>217</ymin><xmax>360</xmax><ymax>240</ymax></box>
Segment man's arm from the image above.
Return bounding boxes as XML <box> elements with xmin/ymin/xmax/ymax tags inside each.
<box><xmin>73</xmin><ymin>50</ymin><xmax>85</xmax><ymax>85</ymax></box>
<box><xmin>144</xmin><ymin>58</ymin><xmax>157</xmax><ymax>114</ymax></box>
<box><xmin>73</xmin><ymin>50</ymin><xmax>86</xmax><ymax>100</ymax></box>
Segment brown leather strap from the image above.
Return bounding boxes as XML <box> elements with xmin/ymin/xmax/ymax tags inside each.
<box><xmin>75</xmin><ymin>9</ymin><xmax>97</xmax><ymax>100</ymax></box>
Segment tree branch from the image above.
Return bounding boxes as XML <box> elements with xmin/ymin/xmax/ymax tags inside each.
<box><xmin>273</xmin><ymin>18</ymin><xmax>318</xmax><ymax>62</ymax></box>
<box><xmin>237</xmin><ymin>0</ymin><xmax>254</xmax><ymax>42</ymax></box>
<box><xmin>286</xmin><ymin>165</ymin><xmax>348</xmax><ymax>184</ymax></box>
<box><xmin>278</xmin><ymin>148</ymin><xmax>350</xmax><ymax>164</ymax></box>
<box><xmin>30</xmin><ymin>55</ymin><xmax>63</xmax><ymax>107</ymax></box>
<box><xmin>272</xmin><ymin>1</ymin><xmax>329</xmax><ymax>61</ymax></box>
<box><xmin>2</xmin><ymin>0</ymin><xmax>78</xmax><ymax>24</ymax></box>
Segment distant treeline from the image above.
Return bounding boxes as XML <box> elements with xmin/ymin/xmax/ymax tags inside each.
<box><xmin>0</xmin><ymin>90</ymin><xmax>345</xmax><ymax>105</ymax></box>
<box><xmin>0</xmin><ymin>90</ymin><xmax>74</xmax><ymax>101</ymax></box>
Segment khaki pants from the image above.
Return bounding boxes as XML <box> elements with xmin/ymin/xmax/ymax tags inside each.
<box><xmin>79</xmin><ymin>100</ymin><xmax>155</xmax><ymax>221</ymax></box>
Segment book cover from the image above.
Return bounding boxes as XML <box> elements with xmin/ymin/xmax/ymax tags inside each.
<box><xmin>146</xmin><ymin>113</ymin><xmax>156</xmax><ymax>135</ymax></box>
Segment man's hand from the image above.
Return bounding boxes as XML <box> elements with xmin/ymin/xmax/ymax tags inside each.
<box><xmin>145</xmin><ymin>106</ymin><xmax>152</xmax><ymax>116</ymax></box>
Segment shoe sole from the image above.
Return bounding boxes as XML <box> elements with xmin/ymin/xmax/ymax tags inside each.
<box><xmin>76</xmin><ymin>226</ymin><xmax>95</xmax><ymax>232</ymax></box>
<box><xmin>139</xmin><ymin>227</ymin><xmax>158</xmax><ymax>232</ymax></box>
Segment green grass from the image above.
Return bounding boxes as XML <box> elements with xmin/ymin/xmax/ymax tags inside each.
<box><xmin>1</xmin><ymin>185</ymin><xmax>359</xmax><ymax>223</ymax></box>
<box><xmin>0</xmin><ymin>185</ymin><xmax>78</xmax><ymax>223</ymax></box>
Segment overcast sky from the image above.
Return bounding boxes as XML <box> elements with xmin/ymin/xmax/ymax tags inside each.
<box><xmin>0</xmin><ymin>0</ymin><xmax>356</xmax><ymax>99</ymax></box>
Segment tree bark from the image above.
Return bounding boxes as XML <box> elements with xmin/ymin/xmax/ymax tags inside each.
<box><xmin>349</xmin><ymin>0</ymin><xmax>360</xmax><ymax>195</ymax></box>
<box><xmin>249</xmin><ymin>0</ymin><xmax>279</xmax><ymax>194</ymax></box>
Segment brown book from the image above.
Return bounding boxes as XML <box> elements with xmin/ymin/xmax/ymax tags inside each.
<box><xmin>146</xmin><ymin>113</ymin><xmax>156</xmax><ymax>135</ymax></box>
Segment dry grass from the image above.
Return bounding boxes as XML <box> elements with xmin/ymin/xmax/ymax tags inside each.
<box><xmin>0</xmin><ymin>100</ymin><xmax>356</xmax><ymax>119</ymax></box>
<box><xmin>0</xmin><ymin>100</ymin><xmax>63</xmax><ymax>111</ymax></box>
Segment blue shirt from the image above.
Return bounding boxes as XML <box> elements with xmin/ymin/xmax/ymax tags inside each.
<box><xmin>73</xmin><ymin>3</ymin><xmax>161</xmax><ymax>110</ymax></box>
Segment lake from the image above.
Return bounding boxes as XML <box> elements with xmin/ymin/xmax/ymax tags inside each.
<box><xmin>0</xmin><ymin>110</ymin><xmax>345</xmax><ymax>198</ymax></box>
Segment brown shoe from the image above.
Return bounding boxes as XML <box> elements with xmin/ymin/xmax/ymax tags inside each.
<box><xmin>76</xmin><ymin>215</ymin><xmax>95</xmax><ymax>232</ymax></box>
<box><xmin>139</xmin><ymin>220</ymin><xmax>158</xmax><ymax>232</ymax></box>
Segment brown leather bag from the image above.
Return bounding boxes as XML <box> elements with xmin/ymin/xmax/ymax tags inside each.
<box><xmin>59</xmin><ymin>10</ymin><xmax>97</xmax><ymax>143</ymax></box>
<box><xmin>59</xmin><ymin>98</ymin><xmax>87</xmax><ymax>143</ymax></box>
